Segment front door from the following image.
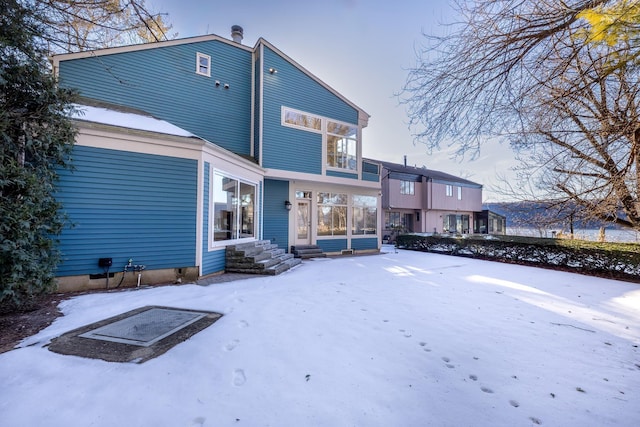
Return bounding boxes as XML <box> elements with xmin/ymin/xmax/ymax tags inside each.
<box><xmin>295</xmin><ymin>200</ymin><xmax>311</xmax><ymax>245</ymax></box>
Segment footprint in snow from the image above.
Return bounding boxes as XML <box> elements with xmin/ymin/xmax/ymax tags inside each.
<box><xmin>398</xmin><ymin>329</ymin><xmax>411</xmax><ymax>337</ymax></box>
<box><xmin>529</xmin><ymin>416</ymin><xmax>542</xmax><ymax>424</ymax></box>
<box><xmin>509</xmin><ymin>400</ymin><xmax>520</xmax><ymax>408</ymax></box>
<box><xmin>481</xmin><ymin>386</ymin><xmax>494</xmax><ymax>394</ymax></box>
<box><xmin>224</xmin><ymin>339</ymin><xmax>239</xmax><ymax>351</ymax></box>
<box><xmin>469</xmin><ymin>374</ymin><xmax>478</xmax><ymax>381</ymax></box>
<box><xmin>192</xmin><ymin>416</ymin><xmax>206</xmax><ymax>426</ymax></box>
<box><xmin>440</xmin><ymin>357</ymin><xmax>455</xmax><ymax>368</ymax></box>
<box><xmin>233</xmin><ymin>369</ymin><xmax>246</xmax><ymax>386</ymax></box>
<box><xmin>238</xmin><ymin>320</ymin><xmax>249</xmax><ymax>328</ymax></box>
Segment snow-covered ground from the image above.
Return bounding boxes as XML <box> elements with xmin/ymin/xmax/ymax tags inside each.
<box><xmin>1</xmin><ymin>247</ymin><xmax>639</xmax><ymax>427</ymax></box>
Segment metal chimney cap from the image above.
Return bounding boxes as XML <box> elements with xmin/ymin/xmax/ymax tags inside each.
<box><xmin>231</xmin><ymin>25</ymin><xmax>244</xmax><ymax>43</ymax></box>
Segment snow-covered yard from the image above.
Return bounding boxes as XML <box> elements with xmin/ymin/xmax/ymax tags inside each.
<box><xmin>1</xmin><ymin>247</ymin><xmax>639</xmax><ymax>426</ymax></box>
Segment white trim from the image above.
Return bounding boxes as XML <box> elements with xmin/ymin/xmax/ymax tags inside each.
<box><xmin>73</xmin><ymin>124</ymin><xmax>204</xmax><ymax>159</ymax></box>
<box><xmin>259</xmin><ymin>44</ymin><xmax>264</xmax><ymax>166</ymax></box>
<box><xmin>208</xmin><ymin>165</ymin><xmax>261</xmax><ymax>251</ymax></box>
<box><xmin>195</xmin><ymin>159</ymin><xmax>204</xmax><ymax>276</ymax></box>
<box><xmin>284</xmin><ymin>179</ymin><xmax>381</xmax><ymax>250</ymax></box>
<box><xmin>196</xmin><ymin>52</ymin><xmax>211</xmax><ymax>77</ymax></box>
<box><xmin>265</xmin><ymin>168</ymin><xmax>380</xmax><ymax>189</ymax></box>
<box><xmin>52</xmin><ymin>34</ymin><xmax>253</xmax><ymax>64</ymax></box>
<box><xmin>281</xmin><ymin>106</ymin><xmax>322</xmax><ymax>134</ymax></box>
<box><xmin>250</xmin><ymin>49</ymin><xmax>256</xmax><ymax>158</ymax></box>
<box><xmin>256</xmin><ymin>38</ymin><xmax>370</xmax><ymax>127</ymax></box>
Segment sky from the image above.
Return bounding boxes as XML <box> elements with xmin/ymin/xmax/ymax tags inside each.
<box><xmin>2</xmin><ymin>247</ymin><xmax>639</xmax><ymax>426</ymax></box>
<box><xmin>149</xmin><ymin>0</ymin><xmax>518</xmax><ymax>201</ymax></box>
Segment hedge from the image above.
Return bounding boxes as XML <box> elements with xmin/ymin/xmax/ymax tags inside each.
<box><xmin>395</xmin><ymin>234</ymin><xmax>640</xmax><ymax>283</ymax></box>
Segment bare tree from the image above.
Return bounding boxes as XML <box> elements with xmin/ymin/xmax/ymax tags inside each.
<box><xmin>30</xmin><ymin>0</ymin><xmax>174</xmax><ymax>53</ymax></box>
<box><xmin>402</xmin><ymin>0</ymin><xmax>640</xmax><ymax>231</ymax></box>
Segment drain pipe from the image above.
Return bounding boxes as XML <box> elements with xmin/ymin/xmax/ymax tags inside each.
<box><xmin>134</xmin><ymin>264</ymin><xmax>146</xmax><ymax>288</ymax></box>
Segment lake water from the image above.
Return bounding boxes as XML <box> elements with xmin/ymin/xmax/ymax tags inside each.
<box><xmin>507</xmin><ymin>227</ymin><xmax>640</xmax><ymax>243</ymax></box>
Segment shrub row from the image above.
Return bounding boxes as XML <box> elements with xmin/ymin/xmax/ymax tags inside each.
<box><xmin>395</xmin><ymin>234</ymin><xmax>640</xmax><ymax>282</ymax></box>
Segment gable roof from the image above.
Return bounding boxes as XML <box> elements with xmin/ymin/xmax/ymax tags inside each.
<box><xmin>52</xmin><ymin>32</ymin><xmax>369</xmax><ymax>128</ymax></box>
<box><xmin>255</xmin><ymin>38</ymin><xmax>369</xmax><ymax>128</ymax></box>
<box><xmin>368</xmin><ymin>158</ymin><xmax>482</xmax><ymax>188</ymax></box>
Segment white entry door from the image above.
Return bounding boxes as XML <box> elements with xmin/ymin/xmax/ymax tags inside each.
<box><xmin>295</xmin><ymin>200</ymin><xmax>311</xmax><ymax>245</ymax></box>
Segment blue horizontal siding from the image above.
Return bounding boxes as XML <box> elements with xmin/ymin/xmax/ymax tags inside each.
<box><xmin>362</xmin><ymin>172</ymin><xmax>380</xmax><ymax>182</ymax></box>
<box><xmin>316</xmin><ymin>239</ymin><xmax>347</xmax><ymax>253</ymax></box>
<box><xmin>362</xmin><ymin>161</ymin><xmax>380</xmax><ymax>182</ymax></box>
<box><xmin>261</xmin><ymin>46</ymin><xmax>358</xmax><ymax>173</ymax></box>
<box><xmin>59</xmin><ymin>40</ymin><xmax>252</xmax><ymax>155</ymax></box>
<box><xmin>351</xmin><ymin>237</ymin><xmax>378</xmax><ymax>251</ymax></box>
<box><xmin>263</xmin><ymin>179</ymin><xmax>289</xmax><ymax>250</ymax></box>
<box><xmin>362</xmin><ymin>161</ymin><xmax>379</xmax><ymax>175</ymax></box>
<box><xmin>55</xmin><ymin>145</ymin><xmax>197</xmax><ymax>276</ymax></box>
<box><xmin>327</xmin><ymin>170</ymin><xmax>358</xmax><ymax>179</ymax></box>
<box><xmin>201</xmin><ymin>162</ymin><xmax>226</xmax><ymax>275</ymax></box>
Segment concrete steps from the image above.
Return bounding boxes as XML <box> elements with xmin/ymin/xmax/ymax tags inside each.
<box><xmin>291</xmin><ymin>244</ymin><xmax>326</xmax><ymax>259</ymax></box>
<box><xmin>226</xmin><ymin>240</ymin><xmax>301</xmax><ymax>275</ymax></box>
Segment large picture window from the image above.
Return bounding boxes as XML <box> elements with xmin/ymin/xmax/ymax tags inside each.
<box><xmin>352</xmin><ymin>195</ymin><xmax>377</xmax><ymax>235</ymax></box>
<box><xmin>212</xmin><ymin>171</ymin><xmax>255</xmax><ymax>242</ymax></box>
<box><xmin>327</xmin><ymin>121</ymin><xmax>357</xmax><ymax>171</ymax></box>
<box><xmin>281</xmin><ymin>107</ymin><xmax>359</xmax><ymax>172</ymax></box>
<box><xmin>317</xmin><ymin>192</ymin><xmax>347</xmax><ymax>236</ymax></box>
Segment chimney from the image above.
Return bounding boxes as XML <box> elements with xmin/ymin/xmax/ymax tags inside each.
<box><xmin>403</xmin><ymin>155</ymin><xmax>407</xmax><ymax>167</ymax></box>
<box><xmin>231</xmin><ymin>25</ymin><xmax>244</xmax><ymax>43</ymax></box>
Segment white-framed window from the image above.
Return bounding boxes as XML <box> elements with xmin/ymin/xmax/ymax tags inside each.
<box><xmin>281</xmin><ymin>107</ymin><xmax>359</xmax><ymax>172</ymax></box>
<box><xmin>446</xmin><ymin>184</ymin><xmax>453</xmax><ymax>197</ymax></box>
<box><xmin>457</xmin><ymin>186</ymin><xmax>462</xmax><ymax>200</ymax></box>
<box><xmin>211</xmin><ymin>170</ymin><xmax>255</xmax><ymax>242</ymax></box>
<box><xmin>400</xmin><ymin>180</ymin><xmax>415</xmax><ymax>195</ymax></box>
<box><xmin>282</xmin><ymin>108</ymin><xmax>322</xmax><ymax>132</ymax></box>
<box><xmin>196</xmin><ymin>52</ymin><xmax>211</xmax><ymax>77</ymax></box>
<box><xmin>317</xmin><ymin>192</ymin><xmax>347</xmax><ymax>236</ymax></box>
<box><xmin>327</xmin><ymin>121</ymin><xmax>357</xmax><ymax>171</ymax></box>
<box><xmin>352</xmin><ymin>195</ymin><xmax>377</xmax><ymax>235</ymax></box>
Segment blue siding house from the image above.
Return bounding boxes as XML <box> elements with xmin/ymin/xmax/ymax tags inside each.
<box><xmin>53</xmin><ymin>27</ymin><xmax>380</xmax><ymax>291</ymax></box>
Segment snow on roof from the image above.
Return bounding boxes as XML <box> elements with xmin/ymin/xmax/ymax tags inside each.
<box><xmin>71</xmin><ymin>104</ymin><xmax>196</xmax><ymax>138</ymax></box>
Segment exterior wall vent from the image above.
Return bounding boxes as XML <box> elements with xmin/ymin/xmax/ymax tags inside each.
<box><xmin>231</xmin><ymin>25</ymin><xmax>244</xmax><ymax>43</ymax></box>
<box><xmin>341</xmin><ymin>249</ymin><xmax>354</xmax><ymax>255</ymax></box>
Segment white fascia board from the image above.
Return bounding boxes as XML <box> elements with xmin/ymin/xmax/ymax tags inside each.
<box><xmin>255</xmin><ymin>38</ymin><xmax>370</xmax><ymax>127</ymax></box>
<box><xmin>200</xmin><ymin>140</ymin><xmax>264</xmax><ymax>176</ymax></box>
<box><xmin>264</xmin><ymin>169</ymin><xmax>381</xmax><ymax>190</ymax></box>
<box><xmin>51</xmin><ymin>34</ymin><xmax>254</xmax><ymax>75</ymax></box>
<box><xmin>73</xmin><ymin>121</ymin><xmax>205</xmax><ymax>160</ymax></box>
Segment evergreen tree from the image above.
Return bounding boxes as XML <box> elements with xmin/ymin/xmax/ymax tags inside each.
<box><xmin>0</xmin><ymin>0</ymin><xmax>77</xmax><ymax>308</ymax></box>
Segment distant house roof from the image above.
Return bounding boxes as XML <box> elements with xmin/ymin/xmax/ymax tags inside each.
<box><xmin>368</xmin><ymin>158</ymin><xmax>482</xmax><ymax>188</ymax></box>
